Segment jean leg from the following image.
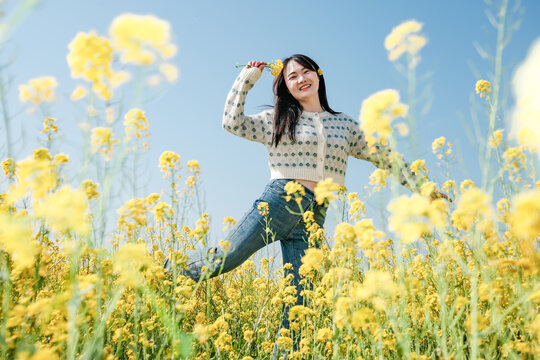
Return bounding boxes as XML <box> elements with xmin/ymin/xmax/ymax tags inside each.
<box><xmin>182</xmin><ymin>180</ymin><xmax>317</xmax><ymax>281</ymax></box>
<box><xmin>274</xmin><ymin>200</ymin><xmax>328</xmax><ymax>356</ymax></box>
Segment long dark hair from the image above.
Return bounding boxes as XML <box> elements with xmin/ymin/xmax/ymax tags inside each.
<box><xmin>271</xmin><ymin>54</ymin><xmax>340</xmax><ymax>147</ymax></box>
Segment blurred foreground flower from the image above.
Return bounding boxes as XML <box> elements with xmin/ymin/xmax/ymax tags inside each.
<box><xmin>109</xmin><ymin>13</ymin><xmax>176</xmax><ymax>65</ymax></box>
<box><xmin>359</xmin><ymin>89</ymin><xmax>408</xmax><ymax>145</ymax></box>
<box><xmin>113</xmin><ymin>243</ymin><xmax>153</xmax><ymax>287</ymax></box>
<box><xmin>384</xmin><ymin>19</ymin><xmax>427</xmax><ymax>67</ymax></box>
<box><xmin>91</xmin><ymin>127</ymin><xmax>119</xmax><ymax>161</ymax></box>
<box><xmin>314</xmin><ymin>178</ymin><xmax>341</xmax><ymax>205</ymax></box>
<box><xmin>511</xmin><ymin>37</ymin><xmax>540</xmax><ymax>155</ymax></box>
<box><xmin>67</xmin><ymin>30</ymin><xmax>114</xmax><ymax>100</ymax></box>
<box><xmin>18</xmin><ymin>76</ymin><xmax>58</xmax><ymax>106</ymax></box>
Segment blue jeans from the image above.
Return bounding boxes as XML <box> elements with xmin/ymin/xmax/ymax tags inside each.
<box><xmin>164</xmin><ymin>179</ymin><xmax>328</xmax><ymax>354</ymax></box>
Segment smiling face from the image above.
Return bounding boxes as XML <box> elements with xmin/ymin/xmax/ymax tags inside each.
<box><xmin>284</xmin><ymin>60</ymin><xmax>320</xmax><ymax>105</ymax></box>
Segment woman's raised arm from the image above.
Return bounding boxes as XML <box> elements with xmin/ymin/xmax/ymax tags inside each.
<box><xmin>222</xmin><ymin>62</ymin><xmax>273</xmax><ymax>144</ymax></box>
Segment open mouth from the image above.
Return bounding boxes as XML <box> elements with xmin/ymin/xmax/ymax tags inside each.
<box><xmin>299</xmin><ymin>84</ymin><xmax>311</xmax><ymax>91</ymax></box>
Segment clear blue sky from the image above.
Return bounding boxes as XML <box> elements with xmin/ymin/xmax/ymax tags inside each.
<box><xmin>2</xmin><ymin>0</ymin><xmax>540</xmax><ymax>254</ymax></box>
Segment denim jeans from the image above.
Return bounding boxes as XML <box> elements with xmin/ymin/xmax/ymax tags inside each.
<box><xmin>164</xmin><ymin>178</ymin><xmax>328</xmax><ymax>356</ymax></box>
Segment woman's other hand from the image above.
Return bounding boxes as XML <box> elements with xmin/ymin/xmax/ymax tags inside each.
<box><xmin>247</xmin><ymin>60</ymin><xmax>265</xmax><ymax>72</ymax></box>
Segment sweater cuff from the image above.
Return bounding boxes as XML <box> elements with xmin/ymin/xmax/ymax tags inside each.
<box><xmin>239</xmin><ymin>66</ymin><xmax>263</xmax><ymax>84</ymax></box>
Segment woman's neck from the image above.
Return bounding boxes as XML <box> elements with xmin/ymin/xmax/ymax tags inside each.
<box><xmin>300</xmin><ymin>99</ymin><xmax>324</xmax><ymax>113</ymax></box>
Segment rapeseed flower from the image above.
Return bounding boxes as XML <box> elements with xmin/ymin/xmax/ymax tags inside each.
<box><xmin>18</xmin><ymin>76</ymin><xmax>58</xmax><ymax>106</ymax></box>
<box><xmin>222</xmin><ymin>216</ymin><xmax>236</xmax><ymax>231</ymax></box>
<box><xmin>510</xmin><ymin>38</ymin><xmax>540</xmax><ymax>158</ymax></box>
<box><xmin>0</xmin><ymin>212</ymin><xmax>36</xmax><ymax>268</ymax></box>
<box><xmin>257</xmin><ymin>201</ymin><xmax>269</xmax><ymax>216</ymax></box>
<box><xmin>90</xmin><ymin>127</ymin><xmax>119</xmax><ymax>161</ymax></box>
<box><xmin>113</xmin><ymin>243</ymin><xmax>153</xmax><ymax>287</ymax></box>
<box><xmin>34</xmin><ymin>185</ymin><xmax>90</xmax><ymax>236</ymax></box>
<box><xmin>67</xmin><ymin>31</ymin><xmax>114</xmax><ymax>100</ymax></box>
<box><xmin>387</xmin><ymin>194</ymin><xmax>446</xmax><ymax>244</ymax></box>
<box><xmin>510</xmin><ymin>190</ymin><xmax>540</xmax><ymax>238</ymax></box>
<box><xmin>475</xmin><ymin>79</ymin><xmax>492</xmax><ymax>98</ymax></box>
<box><xmin>124</xmin><ymin>108</ymin><xmax>149</xmax><ymax>147</ymax></box>
<box><xmin>451</xmin><ymin>188</ymin><xmax>493</xmax><ymax>231</ymax></box>
<box><xmin>159</xmin><ymin>150</ymin><xmax>181</xmax><ymax>178</ymax></box>
<box><xmin>359</xmin><ymin>89</ymin><xmax>408</xmax><ymax>144</ymax></box>
<box><xmin>384</xmin><ymin>20</ymin><xmax>427</xmax><ymax>67</ymax></box>
<box><xmin>490</xmin><ymin>129</ymin><xmax>504</xmax><ymax>148</ymax></box>
<box><xmin>70</xmin><ymin>85</ymin><xmax>87</xmax><ymax>101</ymax></box>
<box><xmin>269</xmin><ymin>59</ymin><xmax>283</xmax><ymax>76</ymax></box>
<box><xmin>314</xmin><ymin>177</ymin><xmax>341</xmax><ymax>205</ymax></box>
<box><xmin>109</xmin><ymin>14</ymin><xmax>176</xmax><ymax>65</ymax></box>
<box><xmin>299</xmin><ymin>248</ymin><xmax>324</xmax><ymax>275</ymax></box>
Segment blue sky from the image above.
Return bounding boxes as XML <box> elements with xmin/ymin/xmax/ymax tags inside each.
<box><xmin>2</xmin><ymin>0</ymin><xmax>540</xmax><ymax>255</ymax></box>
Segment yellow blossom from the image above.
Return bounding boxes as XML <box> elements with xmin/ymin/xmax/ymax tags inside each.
<box><xmin>187</xmin><ymin>160</ymin><xmax>201</xmax><ymax>175</ymax></box>
<box><xmin>2</xmin><ymin>158</ymin><xmax>16</xmax><ymax>177</ymax></box>
<box><xmin>153</xmin><ymin>201</ymin><xmax>172</xmax><ymax>223</ymax></box>
<box><xmin>159</xmin><ymin>150</ymin><xmax>181</xmax><ymax>177</ymax></box>
<box><xmin>91</xmin><ymin>127</ymin><xmax>119</xmax><ymax>161</ymax></box>
<box><xmin>510</xmin><ymin>190</ymin><xmax>540</xmax><ymax>238</ymax></box>
<box><xmin>369</xmin><ymin>168</ymin><xmax>388</xmax><ymax>191</ymax></box>
<box><xmin>489</xmin><ymin>129</ymin><xmax>504</xmax><ymax>148</ymax></box>
<box><xmin>82</xmin><ymin>179</ymin><xmax>100</xmax><ymax>200</ymax></box>
<box><xmin>34</xmin><ymin>185</ymin><xmax>90</xmax><ymax>236</ymax></box>
<box><xmin>451</xmin><ymin>188</ymin><xmax>493</xmax><ymax>231</ymax></box>
<box><xmin>113</xmin><ymin>243</ymin><xmax>153</xmax><ymax>287</ymax></box>
<box><xmin>67</xmin><ymin>31</ymin><xmax>114</xmax><ymax>100</ymax></box>
<box><xmin>18</xmin><ymin>76</ymin><xmax>58</xmax><ymax>106</ymax></box>
<box><xmin>124</xmin><ymin>108</ymin><xmax>149</xmax><ymax>141</ymax></box>
<box><xmin>359</xmin><ymin>89</ymin><xmax>407</xmax><ymax>142</ymax></box>
<box><xmin>70</xmin><ymin>85</ymin><xmax>88</xmax><ymax>101</ymax></box>
<box><xmin>299</xmin><ymin>248</ymin><xmax>324</xmax><ymax>275</ymax></box>
<box><xmin>0</xmin><ymin>212</ymin><xmax>37</xmax><ymax>268</ymax></box>
<box><xmin>388</xmin><ymin>194</ymin><xmax>446</xmax><ymax>244</ymax></box>
<box><xmin>41</xmin><ymin>117</ymin><xmax>58</xmax><ymax>133</ymax></box>
<box><xmin>257</xmin><ymin>201</ymin><xmax>269</xmax><ymax>216</ymax></box>
<box><xmin>159</xmin><ymin>63</ymin><xmax>179</xmax><ymax>82</ymax></box>
<box><xmin>384</xmin><ymin>20</ymin><xmax>427</xmax><ymax>66</ymax></box>
<box><xmin>109</xmin><ymin>13</ymin><xmax>176</xmax><ymax>65</ymax></box>
<box><xmin>316</xmin><ymin>328</ymin><xmax>333</xmax><ymax>343</ymax></box>
<box><xmin>268</xmin><ymin>59</ymin><xmax>283</xmax><ymax>76</ymax></box>
<box><xmin>223</xmin><ymin>216</ymin><xmax>237</xmax><ymax>231</ymax></box>
<box><xmin>314</xmin><ymin>177</ymin><xmax>341</xmax><ymax>205</ymax></box>
<box><xmin>476</xmin><ymin>79</ymin><xmax>492</xmax><ymax>98</ymax></box>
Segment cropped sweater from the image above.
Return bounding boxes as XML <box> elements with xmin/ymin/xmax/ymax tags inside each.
<box><xmin>222</xmin><ymin>66</ymin><xmax>425</xmax><ymax>192</ymax></box>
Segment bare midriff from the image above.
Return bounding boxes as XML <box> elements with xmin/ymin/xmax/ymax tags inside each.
<box><xmin>296</xmin><ymin>179</ymin><xmax>317</xmax><ymax>193</ymax></box>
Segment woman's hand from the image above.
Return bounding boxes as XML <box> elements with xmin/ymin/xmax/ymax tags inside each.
<box><xmin>247</xmin><ymin>60</ymin><xmax>265</xmax><ymax>72</ymax></box>
<box><xmin>429</xmin><ymin>190</ymin><xmax>453</xmax><ymax>203</ymax></box>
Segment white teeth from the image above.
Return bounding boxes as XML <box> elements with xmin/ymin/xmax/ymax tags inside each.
<box><xmin>300</xmin><ymin>84</ymin><xmax>310</xmax><ymax>90</ymax></box>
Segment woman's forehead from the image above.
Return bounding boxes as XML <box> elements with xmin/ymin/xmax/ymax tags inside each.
<box><xmin>285</xmin><ymin>60</ymin><xmax>307</xmax><ymax>74</ymax></box>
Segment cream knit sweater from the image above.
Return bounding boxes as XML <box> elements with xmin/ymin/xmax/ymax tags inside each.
<box><xmin>223</xmin><ymin>67</ymin><xmax>425</xmax><ymax>192</ymax></box>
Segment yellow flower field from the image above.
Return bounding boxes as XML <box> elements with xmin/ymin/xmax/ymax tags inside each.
<box><xmin>0</xmin><ymin>2</ymin><xmax>539</xmax><ymax>360</ymax></box>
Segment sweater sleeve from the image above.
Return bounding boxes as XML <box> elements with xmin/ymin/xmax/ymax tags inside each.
<box><xmin>222</xmin><ymin>66</ymin><xmax>272</xmax><ymax>144</ymax></box>
<box><xmin>348</xmin><ymin>118</ymin><xmax>426</xmax><ymax>193</ymax></box>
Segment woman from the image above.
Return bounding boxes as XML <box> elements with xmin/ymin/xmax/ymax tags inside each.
<box><xmin>166</xmin><ymin>54</ymin><xmax>446</xmax><ymax>356</ymax></box>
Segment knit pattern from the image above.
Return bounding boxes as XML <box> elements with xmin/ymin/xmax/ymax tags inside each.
<box><xmin>223</xmin><ymin>67</ymin><xmax>425</xmax><ymax>192</ymax></box>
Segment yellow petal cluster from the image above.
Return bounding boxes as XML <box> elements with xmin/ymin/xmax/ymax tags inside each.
<box><xmin>90</xmin><ymin>127</ymin><xmax>119</xmax><ymax>161</ymax></box>
<box><xmin>109</xmin><ymin>14</ymin><xmax>176</xmax><ymax>65</ymax></box>
<box><xmin>384</xmin><ymin>20</ymin><xmax>427</xmax><ymax>66</ymax></box>
<box><xmin>359</xmin><ymin>89</ymin><xmax>408</xmax><ymax>144</ymax></box>
<box><xmin>387</xmin><ymin>194</ymin><xmax>447</xmax><ymax>244</ymax></box>
<box><xmin>67</xmin><ymin>31</ymin><xmax>114</xmax><ymax>100</ymax></box>
<box><xmin>18</xmin><ymin>76</ymin><xmax>58</xmax><ymax>106</ymax></box>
